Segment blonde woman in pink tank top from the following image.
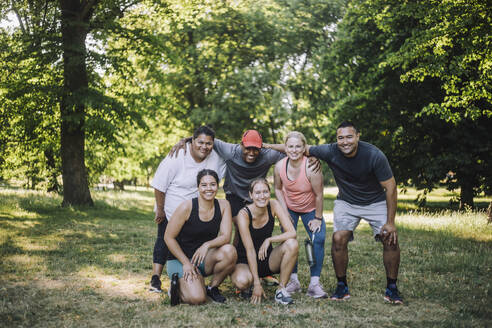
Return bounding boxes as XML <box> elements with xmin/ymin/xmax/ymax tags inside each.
<box><xmin>274</xmin><ymin>131</ymin><xmax>328</xmax><ymax>298</ymax></box>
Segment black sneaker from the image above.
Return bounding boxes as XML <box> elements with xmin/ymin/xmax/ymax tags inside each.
<box><xmin>240</xmin><ymin>287</ymin><xmax>253</xmax><ymax>300</ymax></box>
<box><xmin>170</xmin><ymin>273</ymin><xmax>180</xmax><ymax>306</ymax></box>
<box><xmin>330</xmin><ymin>282</ymin><xmax>350</xmax><ymax>301</ymax></box>
<box><xmin>149</xmin><ymin>274</ymin><xmax>162</xmax><ymax>293</ymax></box>
<box><xmin>207</xmin><ymin>286</ymin><xmax>226</xmax><ymax>303</ymax></box>
<box><xmin>384</xmin><ymin>284</ymin><xmax>403</xmax><ymax>305</ymax></box>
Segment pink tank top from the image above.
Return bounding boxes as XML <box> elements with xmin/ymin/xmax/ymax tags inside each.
<box><xmin>279</xmin><ymin>156</ymin><xmax>316</xmax><ymax>213</ymax></box>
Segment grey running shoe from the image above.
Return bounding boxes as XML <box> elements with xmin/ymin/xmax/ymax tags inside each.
<box><xmin>307</xmin><ymin>282</ymin><xmax>328</xmax><ymax>299</ymax></box>
<box><xmin>275</xmin><ymin>288</ymin><xmax>294</xmax><ymax>305</ymax></box>
<box><xmin>149</xmin><ymin>274</ymin><xmax>162</xmax><ymax>293</ymax></box>
<box><xmin>285</xmin><ymin>279</ymin><xmax>301</xmax><ymax>294</ymax></box>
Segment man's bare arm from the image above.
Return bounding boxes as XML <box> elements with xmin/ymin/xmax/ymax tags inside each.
<box><xmin>154</xmin><ymin>189</ymin><xmax>166</xmax><ymax>224</ymax></box>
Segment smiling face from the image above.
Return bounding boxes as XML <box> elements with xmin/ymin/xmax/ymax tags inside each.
<box><xmin>336</xmin><ymin>126</ymin><xmax>360</xmax><ymax>157</ymax></box>
<box><xmin>285</xmin><ymin>136</ymin><xmax>305</xmax><ymax>161</ymax></box>
<box><xmin>190</xmin><ymin>134</ymin><xmax>214</xmax><ymax>162</ymax></box>
<box><xmin>198</xmin><ymin>174</ymin><xmax>218</xmax><ymax>201</ymax></box>
<box><xmin>241</xmin><ymin>144</ymin><xmax>260</xmax><ymax>164</ymax></box>
<box><xmin>249</xmin><ymin>180</ymin><xmax>270</xmax><ymax>208</ymax></box>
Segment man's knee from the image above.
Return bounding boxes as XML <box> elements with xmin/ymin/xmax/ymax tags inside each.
<box><xmin>383</xmin><ymin>241</ymin><xmax>400</xmax><ymax>252</ymax></box>
<box><xmin>332</xmin><ymin>232</ymin><xmax>350</xmax><ymax>251</ymax></box>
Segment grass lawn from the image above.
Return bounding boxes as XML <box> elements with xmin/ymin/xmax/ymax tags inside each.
<box><xmin>0</xmin><ymin>186</ymin><xmax>491</xmax><ymax>327</ymax></box>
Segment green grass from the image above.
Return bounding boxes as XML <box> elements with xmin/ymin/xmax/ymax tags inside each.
<box><xmin>1</xmin><ymin>187</ymin><xmax>491</xmax><ymax>327</ymax></box>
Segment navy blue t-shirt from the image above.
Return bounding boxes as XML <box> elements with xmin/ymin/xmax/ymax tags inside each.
<box><xmin>309</xmin><ymin>141</ymin><xmax>393</xmax><ymax>205</ymax></box>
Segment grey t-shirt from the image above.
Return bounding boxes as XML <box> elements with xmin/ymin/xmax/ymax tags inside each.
<box><xmin>213</xmin><ymin>139</ymin><xmax>285</xmax><ymax>201</ymax></box>
<box><xmin>310</xmin><ymin>141</ymin><xmax>393</xmax><ymax>205</ymax></box>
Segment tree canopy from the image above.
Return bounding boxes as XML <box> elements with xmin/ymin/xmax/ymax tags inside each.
<box><xmin>0</xmin><ymin>0</ymin><xmax>489</xmax><ymax>208</ymax></box>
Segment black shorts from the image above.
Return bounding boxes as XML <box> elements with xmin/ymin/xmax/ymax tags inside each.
<box><xmin>226</xmin><ymin>193</ymin><xmax>252</xmax><ymax>217</ymax></box>
<box><xmin>237</xmin><ymin>247</ymin><xmax>274</xmax><ymax>278</ymax></box>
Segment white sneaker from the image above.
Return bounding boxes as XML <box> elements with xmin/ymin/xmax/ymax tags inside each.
<box><xmin>275</xmin><ymin>288</ymin><xmax>294</xmax><ymax>305</ymax></box>
<box><xmin>307</xmin><ymin>282</ymin><xmax>328</xmax><ymax>299</ymax></box>
<box><xmin>285</xmin><ymin>279</ymin><xmax>301</xmax><ymax>294</ymax></box>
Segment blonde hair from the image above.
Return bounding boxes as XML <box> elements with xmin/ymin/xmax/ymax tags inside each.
<box><xmin>249</xmin><ymin>178</ymin><xmax>270</xmax><ymax>193</ymax></box>
<box><xmin>284</xmin><ymin>131</ymin><xmax>307</xmax><ymax>146</ymax></box>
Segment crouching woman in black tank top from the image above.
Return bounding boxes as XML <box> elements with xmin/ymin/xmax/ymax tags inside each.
<box><xmin>231</xmin><ymin>178</ymin><xmax>298</xmax><ymax>305</ymax></box>
<box><xmin>164</xmin><ymin>169</ymin><xmax>237</xmax><ymax>305</ymax></box>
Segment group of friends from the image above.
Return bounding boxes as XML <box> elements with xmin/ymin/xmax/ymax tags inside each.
<box><xmin>148</xmin><ymin>122</ymin><xmax>402</xmax><ymax>306</ymax></box>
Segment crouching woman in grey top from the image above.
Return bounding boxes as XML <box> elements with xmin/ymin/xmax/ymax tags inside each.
<box><xmin>164</xmin><ymin>169</ymin><xmax>237</xmax><ymax>305</ymax></box>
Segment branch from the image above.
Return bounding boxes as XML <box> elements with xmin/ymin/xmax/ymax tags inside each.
<box><xmin>41</xmin><ymin>0</ymin><xmax>49</xmax><ymax>30</ymax></box>
<box><xmin>80</xmin><ymin>0</ymin><xmax>99</xmax><ymax>21</ymax></box>
<box><xmin>10</xmin><ymin>6</ymin><xmax>27</xmax><ymax>34</ymax></box>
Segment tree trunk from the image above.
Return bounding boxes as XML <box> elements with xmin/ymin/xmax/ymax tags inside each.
<box><xmin>459</xmin><ymin>180</ymin><xmax>474</xmax><ymax>210</ymax></box>
<box><xmin>59</xmin><ymin>0</ymin><xmax>93</xmax><ymax>206</ymax></box>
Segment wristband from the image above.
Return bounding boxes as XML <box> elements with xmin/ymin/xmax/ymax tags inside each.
<box><xmin>314</xmin><ymin>216</ymin><xmax>323</xmax><ymax>221</ymax></box>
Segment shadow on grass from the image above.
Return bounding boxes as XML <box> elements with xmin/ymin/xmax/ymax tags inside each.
<box><xmin>397</xmin><ymin>198</ymin><xmax>491</xmax><ymax>213</ymax></box>
<box><xmin>0</xmin><ymin>191</ymin><xmax>155</xmax><ymax>278</ymax></box>
<box><xmin>1</xmin><ymin>189</ymin><xmax>491</xmax><ymax>327</ymax></box>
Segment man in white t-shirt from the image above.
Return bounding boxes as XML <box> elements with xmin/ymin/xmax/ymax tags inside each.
<box><xmin>149</xmin><ymin>126</ymin><xmax>226</xmax><ymax>293</ymax></box>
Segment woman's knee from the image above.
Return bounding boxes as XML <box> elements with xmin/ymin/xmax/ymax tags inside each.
<box><xmin>219</xmin><ymin>244</ymin><xmax>237</xmax><ymax>263</ymax></box>
<box><xmin>284</xmin><ymin>238</ymin><xmax>299</xmax><ymax>254</ymax></box>
<box><xmin>233</xmin><ymin>273</ymin><xmax>252</xmax><ymax>290</ymax></box>
<box><xmin>185</xmin><ymin>293</ymin><xmax>207</xmax><ymax>305</ymax></box>
<box><xmin>313</xmin><ymin>233</ymin><xmax>326</xmax><ymax>247</ymax></box>
<box><xmin>181</xmin><ymin>282</ymin><xmax>207</xmax><ymax>305</ymax></box>
<box><xmin>231</xmin><ymin>268</ymin><xmax>252</xmax><ymax>290</ymax></box>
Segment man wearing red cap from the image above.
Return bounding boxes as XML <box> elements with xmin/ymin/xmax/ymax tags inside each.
<box><xmin>213</xmin><ymin>130</ymin><xmax>285</xmax><ymax>218</ymax></box>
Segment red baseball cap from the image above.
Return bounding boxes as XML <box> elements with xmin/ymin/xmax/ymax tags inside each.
<box><xmin>241</xmin><ymin>130</ymin><xmax>262</xmax><ymax>148</ymax></box>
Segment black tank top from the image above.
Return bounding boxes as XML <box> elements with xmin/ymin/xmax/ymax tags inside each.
<box><xmin>170</xmin><ymin>198</ymin><xmax>222</xmax><ymax>260</ymax></box>
<box><xmin>236</xmin><ymin>203</ymin><xmax>275</xmax><ymax>261</ymax></box>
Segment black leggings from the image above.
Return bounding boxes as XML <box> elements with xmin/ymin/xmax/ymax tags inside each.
<box><xmin>153</xmin><ymin>220</ymin><xmax>169</xmax><ymax>265</ymax></box>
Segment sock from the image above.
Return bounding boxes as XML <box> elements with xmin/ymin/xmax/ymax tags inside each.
<box><xmin>310</xmin><ymin>276</ymin><xmax>320</xmax><ymax>285</ymax></box>
<box><xmin>387</xmin><ymin>277</ymin><xmax>397</xmax><ymax>288</ymax></box>
<box><xmin>290</xmin><ymin>273</ymin><xmax>299</xmax><ymax>282</ymax></box>
<box><xmin>337</xmin><ymin>275</ymin><xmax>347</xmax><ymax>286</ymax></box>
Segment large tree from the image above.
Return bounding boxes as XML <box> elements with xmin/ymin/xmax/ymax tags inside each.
<box><xmin>1</xmin><ymin>0</ymin><xmax>147</xmax><ymax>206</ymax></box>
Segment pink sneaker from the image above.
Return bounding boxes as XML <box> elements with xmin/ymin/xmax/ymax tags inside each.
<box><xmin>307</xmin><ymin>282</ymin><xmax>328</xmax><ymax>299</ymax></box>
<box><xmin>285</xmin><ymin>279</ymin><xmax>301</xmax><ymax>294</ymax></box>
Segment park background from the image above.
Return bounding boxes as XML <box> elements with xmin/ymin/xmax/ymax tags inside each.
<box><xmin>0</xmin><ymin>0</ymin><xmax>490</xmax><ymax>327</ymax></box>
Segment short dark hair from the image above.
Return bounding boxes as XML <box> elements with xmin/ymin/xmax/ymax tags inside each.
<box><xmin>196</xmin><ymin>169</ymin><xmax>219</xmax><ymax>186</ymax></box>
<box><xmin>337</xmin><ymin>121</ymin><xmax>359</xmax><ymax>133</ymax></box>
<box><xmin>193</xmin><ymin>125</ymin><xmax>215</xmax><ymax>140</ymax></box>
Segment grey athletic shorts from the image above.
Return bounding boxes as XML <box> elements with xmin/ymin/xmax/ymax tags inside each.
<box><xmin>333</xmin><ymin>199</ymin><xmax>387</xmax><ymax>241</ymax></box>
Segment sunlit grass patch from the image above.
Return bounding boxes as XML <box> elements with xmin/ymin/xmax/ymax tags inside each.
<box><xmin>1</xmin><ymin>187</ymin><xmax>491</xmax><ymax>327</ymax></box>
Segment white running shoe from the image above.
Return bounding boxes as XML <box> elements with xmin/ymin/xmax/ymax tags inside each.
<box><xmin>307</xmin><ymin>282</ymin><xmax>328</xmax><ymax>299</ymax></box>
<box><xmin>275</xmin><ymin>288</ymin><xmax>294</xmax><ymax>305</ymax></box>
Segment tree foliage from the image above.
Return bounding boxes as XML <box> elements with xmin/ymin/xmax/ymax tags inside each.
<box><xmin>320</xmin><ymin>0</ymin><xmax>491</xmax><ymax>208</ymax></box>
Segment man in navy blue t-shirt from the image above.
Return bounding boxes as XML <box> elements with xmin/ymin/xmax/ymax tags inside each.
<box><xmin>307</xmin><ymin>121</ymin><xmax>402</xmax><ymax>304</ymax></box>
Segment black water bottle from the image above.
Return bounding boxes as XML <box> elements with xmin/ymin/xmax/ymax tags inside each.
<box><xmin>304</xmin><ymin>236</ymin><xmax>315</xmax><ymax>267</ymax></box>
